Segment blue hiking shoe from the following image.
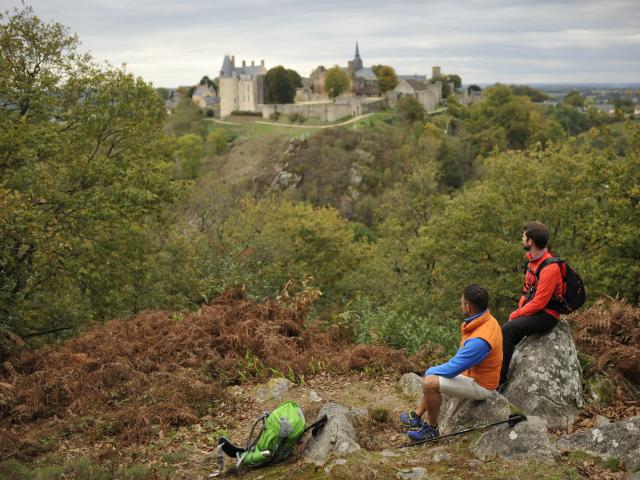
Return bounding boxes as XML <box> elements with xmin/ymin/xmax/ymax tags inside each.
<box><xmin>399</xmin><ymin>410</ymin><xmax>422</xmax><ymax>430</ymax></box>
<box><xmin>407</xmin><ymin>421</ymin><xmax>439</xmax><ymax>441</ymax></box>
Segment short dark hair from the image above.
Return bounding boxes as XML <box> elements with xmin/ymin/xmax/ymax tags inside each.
<box><xmin>523</xmin><ymin>221</ymin><xmax>549</xmax><ymax>249</ymax></box>
<box><xmin>462</xmin><ymin>284</ymin><xmax>489</xmax><ymax>311</ymax></box>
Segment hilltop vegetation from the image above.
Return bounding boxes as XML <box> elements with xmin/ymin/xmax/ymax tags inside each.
<box><xmin>1</xmin><ymin>5</ymin><xmax>640</xmax><ymax>479</ymax></box>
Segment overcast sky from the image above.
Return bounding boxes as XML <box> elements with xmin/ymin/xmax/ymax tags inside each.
<box><xmin>3</xmin><ymin>0</ymin><xmax>639</xmax><ymax>87</ymax></box>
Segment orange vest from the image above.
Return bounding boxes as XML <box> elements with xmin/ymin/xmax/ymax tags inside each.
<box><xmin>460</xmin><ymin>311</ymin><xmax>503</xmax><ymax>390</ymax></box>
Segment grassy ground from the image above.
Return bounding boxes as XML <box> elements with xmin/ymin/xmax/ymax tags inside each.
<box><xmin>1</xmin><ymin>371</ymin><xmax>626</xmax><ymax>479</ymax></box>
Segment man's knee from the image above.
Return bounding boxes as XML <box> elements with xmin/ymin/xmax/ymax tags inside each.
<box><xmin>502</xmin><ymin>318</ymin><xmax>519</xmax><ymax>338</ymax></box>
<box><xmin>422</xmin><ymin>375</ymin><xmax>440</xmax><ymax>392</ymax></box>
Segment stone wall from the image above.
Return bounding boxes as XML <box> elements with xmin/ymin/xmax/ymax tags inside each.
<box><xmin>262</xmin><ymin>98</ymin><xmax>383</xmax><ymax>122</ymax></box>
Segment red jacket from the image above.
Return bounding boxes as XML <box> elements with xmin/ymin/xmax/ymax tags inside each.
<box><xmin>509</xmin><ymin>250</ymin><xmax>562</xmax><ymax>320</ymax></box>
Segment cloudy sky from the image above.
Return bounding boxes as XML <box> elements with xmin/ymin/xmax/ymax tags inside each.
<box><xmin>3</xmin><ymin>0</ymin><xmax>639</xmax><ymax>87</ymax></box>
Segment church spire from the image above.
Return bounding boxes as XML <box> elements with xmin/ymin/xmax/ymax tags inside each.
<box><xmin>352</xmin><ymin>41</ymin><xmax>363</xmax><ymax>71</ymax></box>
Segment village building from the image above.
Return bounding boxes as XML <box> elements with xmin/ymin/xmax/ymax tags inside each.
<box><xmin>309</xmin><ymin>43</ymin><xmax>379</xmax><ymax>97</ymax></box>
<box><xmin>191</xmin><ymin>84</ymin><xmax>218</xmax><ymax>109</ymax></box>
<box><xmin>218</xmin><ymin>55</ymin><xmax>267</xmax><ymax>118</ymax></box>
<box><xmin>387</xmin><ymin>66</ymin><xmax>443</xmax><ymax>112</ymax></box>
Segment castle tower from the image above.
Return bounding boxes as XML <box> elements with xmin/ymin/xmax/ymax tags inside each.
<box><xmin>352</xmin><ymin>41</ymin><xmax>363</xmax><ymax>71</ymax></box>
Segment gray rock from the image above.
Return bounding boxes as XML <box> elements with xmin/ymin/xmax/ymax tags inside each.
<box><xmin>272</xmin><ymin>170</ymin><xmax>301</xmax><ymax>190</ymax></box>
<box><xmin>556</xmin><ymin>416</ymin><xmax>640</xmax><ymax>471</ymax></box>
<box><xmin>438</xmin><ymin>391</ymin><xmax>511</xmax><ymax>435</ymax></box>
<box><xmin>381</xmin><ymin>449</ymin><xmax>400</xmax><ymax>458</ymax></box>
<box><xmin>349</xmin><ymin>406</ymin><xmax>368</xmax><ymax>420</ymax></box>
<box><xmin>473</xmin><ymin>415</ymin><xmax>559</xmax><ymax>463</ymax></box>
<box><xmin>595</xmin><ymin>415</ymin><xmax>611</xmax><ymax>427</ymax></box>
<box><xmin>308</xmin><ymin>390</ymin><xmax>322</xmax><ymax>403</ymax></box>
<box><xmin>398</xmin><ymin>373</ymin><xmax>423</xmax><ymax>401</ymax></box>
<box><xmin>503</xmin><ymin>319</ymin><xmax>583</xmax><ymax>429</ymax></box>
<box><xmin>254</xmin><ymin>378</ymin><xmax>294</xmax><ymax>403</ymax></box>
<box><xmin>303</xmin><ymin>403</ymin><xmax>360</xmax><ymax>466</ymax></box>
<box><xmin>431</xmin><ymin>451</ymin><xmax>451</xmax><ymax>463</ymax></box>
<box><xmin>396</xmin><ymin>467</ymin><xmax>428</xmax><ymax>480</ymax></box>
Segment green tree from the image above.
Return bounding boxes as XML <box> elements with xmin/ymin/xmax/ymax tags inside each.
<box><xmin>324</xmin><ymin>66</ymin><xmax>350</xmax><ymax>99</ymax></box>
<box><xmin>176</xmin><ymin>133</ymin><xmax>205</xmax><ymax>178</ymax></box>
<box><xmin>199</xmin><ymin>75</ymin><xmax>215</xmax><ymax>90</ymax></box>
<box><xmin>165</xmin><ymin>97</ymin><xmax>206</xmax><ymax>137</ymax></box>
<box><xmin>207</xmin><ymin>129</ymin><xmax>227</xmax><ymax>155</ymax></box>
<box><xmin>372</xmin><ymin>64</ymin><xmax>399</xmax><ymax>95</ymax></box>
<box><xmin>446</xmin><ymin>74</ymin><xmax>462</xmax><ymax>90</ymax></box>
<box><xmin>395</xmin><ymin>96</ymin><xmax>426</xmax><ymax>123</ymax></box>
<box><xmin>404</xmin><ymin>125</ymin><xmax>640</xmax><ymax>318</ymax></box>
<box><xmin>156</xmin><ymin>87</ymin><xmax>170</xmax><ymax>101</ymax></box>
<box><xmin>265</xmin><ymin>66</ymin><xmax>296</xmax><ymax>104</ymax></box>
<box><xmin>287</xmin><ymin>69</ymin><xmax>303</xmax><ymax>88</ymax></box>
<box><xmin>564</xmin><ymin>90</ymin><xmax>585</xmax><ymax>108</ymax></box>
<box><xmin>509</xmin><ymin>85</ymin><xmax>549</xmax><ymax>102</ymax></box>
<box><xmin>207</xmin><ymin>198</ymin><xmax>365</xmax><ymax>306</ymax></box>
<box><xmin>0</xmin><ymin>6</ymin><xmax>180</xmax><ymax>335</ymax></box>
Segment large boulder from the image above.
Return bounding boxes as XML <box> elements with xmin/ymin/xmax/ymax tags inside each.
<box><xmin>556</xmin><ymin>416</ymin><xmax>640</xmax><ymax>471</ymax></box>
<box><xmin>438</xmin><ymin>391</ymin><xmax>511</xmax><ymax>435</ymax></box>
<box><xmin>472</xmin><ymin>415</ymin><xmax>559</xmax><ymax>463</ymax></box>
<box><xmin>303</xmin><ymin>403</ymin><xmax>360</xmax><ymax>466</ymax></box>
<box><xmin>503</xmin><ymin>319</ymin><xmax>583</xmax><ymax>429</ymax></box>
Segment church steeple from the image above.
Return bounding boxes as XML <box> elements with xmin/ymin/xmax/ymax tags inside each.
<box><xmin>353</xmin><ymin>41</ymin><xmax>363</xmax><ymax>71</ymax></box>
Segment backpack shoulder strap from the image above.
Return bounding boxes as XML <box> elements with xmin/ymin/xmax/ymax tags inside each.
<box><xmin>534</xmin><ymin>257</ymin><xmax>563</xmax><ymax>279</ymax></box>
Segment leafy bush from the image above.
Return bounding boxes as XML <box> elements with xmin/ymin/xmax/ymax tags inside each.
<box><xmin>230</xmin><ymin>110</ymin><xmax>262</xmax><ymax>116</ymax></box>
<box><xmin>206</xmin><ymin>129</ymin><xmax>227</xmax><ymax>155</ymax></box>
<box><xmin>288</xmin><ymin>112</ymin><xmax>306</xmax><ymax>123</ymax></box>
<box><xmin>349</xmin><ymin>303</ymin><xmax>458</xmax><ymax>356</ymax></box>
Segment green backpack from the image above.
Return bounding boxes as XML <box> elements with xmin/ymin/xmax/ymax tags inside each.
<box><xmin>216</xmin><ymin>401</ymin><xmax>326</xmax><ymax>472</ymax></box>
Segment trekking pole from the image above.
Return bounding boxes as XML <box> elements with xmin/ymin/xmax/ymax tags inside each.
<box><xmin>399</xmin><ymin>414</ymin><xmax>526</xmax><ymax>449</ymax></box>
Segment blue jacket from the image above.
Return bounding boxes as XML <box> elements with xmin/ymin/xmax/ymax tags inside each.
<box><xmin>425</xmin><ymin>310</ymin><xmax>491</xmax><ymax>378</ymax></box>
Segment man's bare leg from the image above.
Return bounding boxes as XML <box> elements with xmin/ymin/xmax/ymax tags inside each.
<box><xmin>415</xmin><ymin>375</ymin><xmax>441</xmax><ymax>427</ymax></box>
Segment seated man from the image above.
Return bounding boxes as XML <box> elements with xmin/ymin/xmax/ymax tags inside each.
<box><xmin>400</xmin><ymin>284</ymin><xmax>503</xmax><ymax>441</ymax></box>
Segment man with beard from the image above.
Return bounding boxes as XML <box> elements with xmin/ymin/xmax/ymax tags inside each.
<box><xmin>499</xmin><ymin>221</ymin><xmax>563</xmax><ymax>387</ymax></box>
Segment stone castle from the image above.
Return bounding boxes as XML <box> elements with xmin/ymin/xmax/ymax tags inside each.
<box><xmin>217</xmin><ymin>44</ymin><xmax>447</xmax><ymax>119</ymax></box>
<box><xmin>218</xmin><ymin>55</ymin><xmax>267</xmax><ymax>118</ymax></box>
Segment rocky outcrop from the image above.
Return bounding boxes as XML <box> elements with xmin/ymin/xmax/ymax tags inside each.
<box><xmin>254</xmin><ymin>378</ymin><xmax>294</xmax><ymax>404</ymax></box>
<box><xmin>438</xmin><ymin>392</ymin><xmax>511</xmax><ymax>435</ymax></box>
<box><xmin>472</xmin><ymin>415</ymin><xmax>559</xmax><ymax>463</ymax></box>
<box><xmin>304</xmin><ymin>403</ymin><xmax>360</xmax><ymax>466</ymax></box>
<box><xmin>503</xmin><ymin>319</ymin><xmax>583</xmax><ymax>429</ymax></box>
<box><xmin>272</xmin><ymin>170</ymin><xmax>301</xmax><ymax>190</ymax></box>
<box><xmin>556</xmin><ymin>416</ymin><xmax>640</xmax><ymax>471</ymax></box>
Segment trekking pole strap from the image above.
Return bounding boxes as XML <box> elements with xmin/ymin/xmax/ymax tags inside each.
<box><xmin>302</xmin><ymin>414</ymin><xmax>328</xmax><ymax>437</ymax></box>
<box><xmin>399</xmin><ymin>414</ymin><xmax>527</xmax><ymax>449</ymax></box>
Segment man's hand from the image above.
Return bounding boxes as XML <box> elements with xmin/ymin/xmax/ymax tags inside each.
<box><xmin>508</xmin><ymin>311</ymin><xmax>518</xmax><ymax>321</ymax></box>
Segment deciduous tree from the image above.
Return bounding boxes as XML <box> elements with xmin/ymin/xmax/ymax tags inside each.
<box><xmin>0</xmin><ymin>6</ymin><xmax>180</xmax><ymax>334</ymax></box>
<box><xmin>324</xmin><ymin>66</ymin><xmax>350</xmax><ymax>99</ymax></box>
<box><xmin>372</xmin><ymin>65</ymin><xmax>398</xmax><ymax>95</ymax></box>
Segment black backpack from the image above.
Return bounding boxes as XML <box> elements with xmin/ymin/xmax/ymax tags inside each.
<box><xmin>525</xmin><ymin>257</ymin><xmax>586</xmax><ymax>314</ymax></box>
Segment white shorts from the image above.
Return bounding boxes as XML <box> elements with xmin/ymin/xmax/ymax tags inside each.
<box><xmin>437</xmin><ymin>374</ymin><xmax>493</xmax><ymax>400</ymax></box>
